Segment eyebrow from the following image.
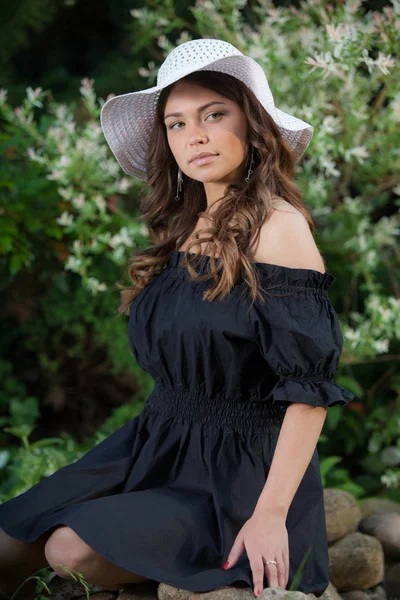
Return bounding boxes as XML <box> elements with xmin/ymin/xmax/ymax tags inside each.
<box><xmin>164</xmin><ymin>101</ymin><xmax>228</xmax><ymax>121</ymax></box>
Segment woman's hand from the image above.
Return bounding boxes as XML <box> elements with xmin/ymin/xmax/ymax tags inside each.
<box><xmin>223</xmin><ymin>510</ymin><xmax>289</xmax><ymax>597</ymax></box>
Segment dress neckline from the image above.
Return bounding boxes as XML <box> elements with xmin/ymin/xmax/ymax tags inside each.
<box><xmin>169</xmin><ymin>250</ymin><xmax>336</xmax><ymax>290</ymax></box>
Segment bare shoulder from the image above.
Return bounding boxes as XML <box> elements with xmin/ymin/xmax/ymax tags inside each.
<box><xmin>270</xmin><ymin>198</ymin><xmax>301</xmax><ymax>214</ymax></box>
<box><xmin>250</xmin><ymin>199</ymin><xmax>326</xmax><ymax>273</ymax></box>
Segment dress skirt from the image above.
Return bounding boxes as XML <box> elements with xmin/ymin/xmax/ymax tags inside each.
<box><xmin>0</xmin><ymin>382</ymin><xmax>330</xmax><ymax>595</ymax></box>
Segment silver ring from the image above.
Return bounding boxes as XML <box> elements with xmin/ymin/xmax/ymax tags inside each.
<box><xmin>263</xmin><ymin>559</ymin><xmax>277</xmax><ymax>566</ymax></box>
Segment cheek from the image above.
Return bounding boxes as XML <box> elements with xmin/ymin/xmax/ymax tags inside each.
<box><xmin>220</xmin><ymin>133</ymin><xmax>246</xmax><ymax>162</ymax></box>
<box><xmin>167</xmin><ymin>138</ymin><xmax>181</xmax><ymax>162</ymax></box>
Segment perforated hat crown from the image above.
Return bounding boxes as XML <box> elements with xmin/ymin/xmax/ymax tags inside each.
<box><xmin>100</xmin><ymin>38</ymin><xmax>314</xmax><ymax>180</ymax></box>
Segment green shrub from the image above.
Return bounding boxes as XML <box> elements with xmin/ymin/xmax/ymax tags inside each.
<box><xmin>0</xmin><ymin>0</ymin><xmax>399</xmax><ymax>500</ymax></box>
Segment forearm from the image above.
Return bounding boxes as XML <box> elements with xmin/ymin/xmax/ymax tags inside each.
<box><xmin>254</xmin><ymin>403</ymin><xmax>327</xmax><ymax>518</ymax></box>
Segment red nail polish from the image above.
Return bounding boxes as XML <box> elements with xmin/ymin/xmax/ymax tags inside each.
<box><xmin>223</xmin><ymin>561</ymin><xmax>230</xmax><ymax>569</ymax></box>
<box><xmin>257</xmin><ymin>591</ymin><xmax>261</xmax><ymax>596</ymax></box>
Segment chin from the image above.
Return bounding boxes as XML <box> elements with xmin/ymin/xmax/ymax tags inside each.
<box><xmin>195</xmin><ymin>171</ymin><xmax>231</xmax><ymax>184</ymax></box>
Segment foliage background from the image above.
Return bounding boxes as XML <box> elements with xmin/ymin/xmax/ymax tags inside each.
<box><xmin>0</xmin><ymin>0</ymin><xmax>399</xmax><ymax>502</ymax></box>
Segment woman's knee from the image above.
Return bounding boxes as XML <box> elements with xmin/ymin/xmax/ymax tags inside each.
<box><xmin>44</xmin><ymin>525</ymin><xmax>94</xmax><ymax>578</ymax></box>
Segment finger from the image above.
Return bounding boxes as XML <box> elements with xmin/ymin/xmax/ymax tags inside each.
<box><xmin>276</xmin><ymin>559</ymin><xmax>286</xmax><ymax>589</ymax></box>
<box><xmin>249</xmin><ymin>554</ymin><xmax>264</xmax><ymax>597</ymax></box>
<box><xmin>282</xmin><ymin>550</ymin><xmax>289</xmax><ymax>588</ymax></box>
<box><xmin>224</xmin><ymin>535</ymin><xmax>244</xmax><ymax>569</ymax></box>
<box><xmin>264</xmin><ymin>561</ymin><xmax>278</xmax><ymax>588</ymax></box>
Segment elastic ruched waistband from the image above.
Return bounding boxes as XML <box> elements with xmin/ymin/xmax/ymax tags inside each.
<box><xmin>144</xmin><ymin>381</ymin><xmax>286</xmax><ymax>433</ymax></box>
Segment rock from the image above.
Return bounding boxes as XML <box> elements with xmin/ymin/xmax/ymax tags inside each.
<box><xmin>358</xmin><ymin>512</ymin><xmax>400</xmax><ymax>560</ymax></box>
<box><xmin>191</xmin><ymin>586</ymin><xmax>254</xmax><ymax>599</ymax></box>
<box><xmin>119</xmin><ymin>581</ymin><xmax>159</xmax><ymax>599</ymax></box>
<box><xmin>319</xmin><ymin>581</ymin><xmax>343</xmax><ymax>600</ymax></box>
<box><xmin>42</xmin><ymin>572</ymin><xmax>104</xmax><ymax>599</ymax></box>
<box><xmin>384</xmin><ymin>563</ymin><xmax>400</xmax><ymax>600</ymax></box>
<box><xmin>369</xmin><ymin>584</ymin><xmax>386</xmax><ymax>600</ymax></box>
<box><xmin>359</xmin><ymin>499</ymin><xmax>400</xmax><ymax>519</ymax></box>
<box><xmin>259</xmin><ymin>587</ymin><xmax>316</xmax><ymax>599</ymax></box>
<box><xmin>341</xmin><ymin>592</ymin><xmax>369</xmax><ymax>600</ymax></box>
<box><xmin>324</xmin><ymin>489</ymin><xmax>361</xmax><ymax>543</ymax></box>
<box><xmin>157</xmin><ymin>584</ymin><xmax>317</xmax><ymax>600</ymax></box>
<box><xmin>157</xmin><ymin>583</ymin><xmax>192</xmax><ymax>600</ymax></box>
<box><xmin>328</xmin><ymin>532</ymin><xmax>385</xmax><ymax>591</ymax></box>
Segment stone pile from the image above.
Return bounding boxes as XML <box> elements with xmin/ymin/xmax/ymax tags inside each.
<box><xmin>31</xmin><ymin>490</ymin><xmax>400</xmax><ymax>600</ymax></box>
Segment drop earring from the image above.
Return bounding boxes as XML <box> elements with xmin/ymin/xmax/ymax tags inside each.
<box><xmin>245</xmin><ymin>146</ymin><xmax>255</xmax><ymax>183</ymax></box>
<box><xmin>175</xmin><ymin>167</ymin><xmax>183</xmax><ymax>201</ymax></box>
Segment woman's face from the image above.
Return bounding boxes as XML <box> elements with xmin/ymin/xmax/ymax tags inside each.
<box><xmin>163</xmin><ymin>81</ymin><xmax>249</xmax><ymax>188</ymax></box>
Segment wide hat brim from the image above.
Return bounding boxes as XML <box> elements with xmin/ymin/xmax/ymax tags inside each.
<box><xmin>100</xmin><ymin>53</ymin><xmax>313</xmax><ymax>180</ymax></box>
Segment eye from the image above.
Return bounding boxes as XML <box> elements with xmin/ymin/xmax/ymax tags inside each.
<box><xmin>168</xmin><ymin>112</ymin><xmax>224</xmax><ymax>130</ymax></box>
<box><xmin>207</xmin><ymin>111</ymin><xmax>224</xmax><ymax>120</ymax></box>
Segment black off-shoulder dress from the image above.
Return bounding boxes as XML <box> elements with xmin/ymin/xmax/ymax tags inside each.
<box><xmin>0</xmin><ymin>250</ymin><xmax>354</xmax><ymax>596</ymax></box>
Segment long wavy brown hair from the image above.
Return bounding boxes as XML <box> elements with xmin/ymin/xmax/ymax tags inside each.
<box><xmin>118</xmin><ymin>70</ymin><xmax>315</xmax><ymax>315</ymax></box>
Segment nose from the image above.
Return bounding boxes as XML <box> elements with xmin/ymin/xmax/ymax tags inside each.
<box><xmin>188</xmin><ymin>123</ymin><xmax>208</xmax><ymax>145</ymax></box>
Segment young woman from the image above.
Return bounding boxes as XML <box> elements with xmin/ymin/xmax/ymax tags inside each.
<box><xmin>0</xmin><ymin>38</ymin><xmax>354</xmax><ymax>599</ymax></box>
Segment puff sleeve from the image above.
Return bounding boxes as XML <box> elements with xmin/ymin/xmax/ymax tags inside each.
<box><xmin>248</xmin><ymin>266</ymin><xmax>355</xmax><ymax>408</ymax></box>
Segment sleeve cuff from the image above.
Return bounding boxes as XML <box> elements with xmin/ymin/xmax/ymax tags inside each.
<box><xmin>271</xmin><ymin>377</ymin><xmax>355</xmax><ymax>408</ymax></box>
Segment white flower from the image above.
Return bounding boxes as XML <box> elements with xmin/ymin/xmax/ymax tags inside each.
<box><xmin>72</xmin><ymin>240</ymin><xmax>81</xmax><ymax>252</ymax></box>
<box><xmin>321</xmin><ymin>115</ymin><xmax>343</xmax><ymax>135</ymax></box>
<box><xmin>343</xmin><ymin>196</ymin><xmax>364</xmax><ymax>214</ymax></box>
<box><xmin>26</xmin><ymin>148</ymin><xmax>45</xmax><ymax>163</ymax></box>
<box><xmin>55</xmin><ymin>104</ymin><xmax>68</xmax><ymax>120</ymax></box>
<box><xmin>157</xmin><ymin>35</ymin><xmax>170</xmax><ymax>51</ymax></box>
<box><xmin>47</xmin><ymin>126</ymin><xmax>64</xmax><ymax>141</ymax></box>
<box><xmin>26</xmin><ymin>86</ymin><xmax>45</xmax><ymax>108</ymax></box>
<box><xmin>58</xmin><ymin>187</ymin><xmax>73</xmax><ymax>200</ymax></box>
<box><xmin>64</xmin><ymin>121</ymin><xmax>76</xmax><ymax>135</ymax></box>
<box><xmin>14</xmin><ymin>107</ymin><xmax>33</xmax><ymax>126</ymax></box>
<box><xmin>47</xmin><ymin>168</ymin><xmax>65</xmax><ymax>181</ymax></box>
<box><xmin>0</xmin><ymin>88</ymin><xmax>7</xmax><ymax>105</ymax></box>
<box><xmin>109</xmin><ymin>227</ymin><xmax>134</xmax><ymax>248</ymax></box>
<box><xmin>326</xmin><ymin>23</ymin><xmax>349</xmax><ymax>42</ymax></box>
<box><xmin>375</xmin><ymin>52</ymin><xmax>395</xmax><ymax>75</ymax></box>
<box><xmin>304</xmin><ymin>51</ymin><xmax>346</xmax><ymax>80</ymax></box>
<box><xmin>56</xmin><ymin>212</ymin><xmax>74</xmax><ymax>226</ymax></box>
<box><xmin>156</xmin><ymin>17</ymin><xmax>169</xmax><ymax>27</ymax></box>
<box><xmin>365</xmin><ymin>249</ymin><xmax>378</xmax><ymax>268</ymax></box>
<box><xmin>344</xmin><ymin>146</ymin><xmax>370</xmax><ymax>164</ymax></box>
<box><xmin>94</xmin><ymin>194</ymin><xmax>106</xmax><ymax>211</ymax></box>
<box><xmin>138</xmin><ymin>61</ymin><xmax>157</xmax><ymax>82</ymax></box>
<box><xmin>85</xmin><ymin>277</ymin><xmax>107</xmax><ymax>294</ymax></box>
<box><xmin>118</xmin><ymin>177</ymin><xmax>131</xmax><ymax>193</ymax></box>
<box><xmin>381</xmin><ymin>470</ymin><xmax>400</xmax><ymax>489</ymax></box>
<box><xmin>319</xmin><ymin>157</ymin><xmax>341</xmax><ymax>177</ymax></box>
<box><xmin>79</xmin><ymin>78</ymin><xmax>95</xmax><ymax>98</ymax></box>
<box><xmin>112</xmin><ymin>246</ymin><xmax>126</xmax><ymax>261</ymax></box>
<box><xmin>71</xmin><ymin>194</ymin><xmax>85</xmax><ymax>209</ymax></box>
<box><xmin>392</xmin><ymin>184</ymin><xmax>400</xmax><ymax>196</ymax></box>
<box><xmin>344</xmin><ymin>327</ymin><xmax>361</xmax><ymax>350</ymax></box>
<box><xmin>177</xmin><ymin>32</ymin><xmax>193</xmax><ymax>48</ymax></box>
<box><xmin>65</xmin><ymin>256</ymin><xmax>82</xmax><ymax>271</ymax></box>
<box><xmin>345</xmin><ymin>0</ymin><xmax>363</xmax><ymax>14</ymax></box>
<box><xmin>88</xmin><ymin>124</ymin><xmax>102</xmax><ymax>139</ymax></box>
<box><xmin>130</xmin><ymin>8</ymin><xmax>145</xmax><ymax>18</ymax></box>
<box><xmin>59</xmin><ymin>155</ymin><xmax>72</xmax><ymax>168</ymax></box>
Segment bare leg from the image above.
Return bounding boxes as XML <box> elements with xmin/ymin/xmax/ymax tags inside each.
<box><xmin>45</xmin><ymin>525</ymin><xmax>152</xmax><ymax>590</ymax></box>
<box><xmin>0</xmin><ymin>526</ymin><xmax>54</xmax><ymax>600</ymax></box>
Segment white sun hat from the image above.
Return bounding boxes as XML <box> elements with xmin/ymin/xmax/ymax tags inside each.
<box><xmin>100</xmin><ymin>38</ymin><xmax>314</xmax><ymax>181</ymax></box>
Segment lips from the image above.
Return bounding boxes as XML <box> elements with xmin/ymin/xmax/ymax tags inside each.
<box><xmin>190</xmin><ymin>152</ymin><xmax>218</xmax><ymax>163</ymax></box>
